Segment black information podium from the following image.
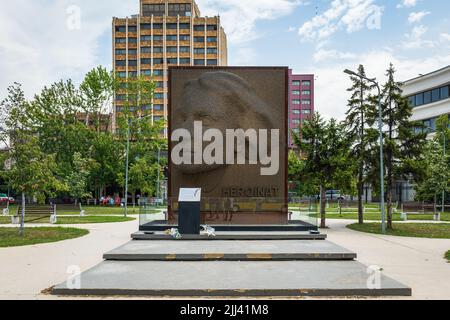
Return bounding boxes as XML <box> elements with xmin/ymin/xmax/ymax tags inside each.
<box><xmin>178</xmin><ymin>188</ymin><xmax>201</xmax><ymax>235</ymax></box>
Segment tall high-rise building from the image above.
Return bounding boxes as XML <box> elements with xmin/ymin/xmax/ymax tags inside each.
<box><xmin>288</xmin><ymin>70</ymin><xmax>315</xmax><ymax>148</ymax></box>
<box><xmin>112</xmin><ymin>0</ymin><xmax>228</xmax><ymax>133</ymax></box>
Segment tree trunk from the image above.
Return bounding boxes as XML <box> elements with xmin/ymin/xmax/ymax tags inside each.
<box><xmin>132</xmin><ymin>191</ymin><xmax>136</xmax><ymax>208</ymax></box>
<box><xmin>20</xmin><ymin>192</ymin><xmax>25</xmax><ymax>236</ymax></box>
<box><xmin>320</xmin><ymin>185</ymin><xmax>327</xmax><ymax>228</ymax></box>
<box><xmin>358</xmin><ymin>177</ymin><xmax>364</xmax><ymax>224</ymax></box>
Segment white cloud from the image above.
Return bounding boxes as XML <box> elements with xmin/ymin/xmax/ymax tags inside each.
<box><xmin>298</xmin><ymin>0</ymin><xmax>384</xmax><ymax>41</ymax></box>
<box><xmin>440</xmin><ymin>33</ymin><xmax>450</xmax><ymax>42</ymax></box>
<box><xmin>397</xmin><ymin>0</ymin><xmax>418</xmax><ymax>9</ymax></box>
<box><xmin>306</xmin><ymin>50</ymin><xmax>450</xmax><ymax>120</ymax></box>
<box><xmin>313</xmin><ymin>49</ymin><xmax>357</xmax><ymax>62</ymax></box>
<box><xmin>402</xmin><ymin>25</ymin><xmax>434</xmax><ymax>49</ymax></box>
<box><xmin>197</xmin><ymin>0</ymin><xmax>304</xmax><ymax>44</ymax></box>
<box><xmin>408</xmin><ymin>11</ymin><xmax>430</xmax><ymax>23</ymax></box>
<box><xmin>0</xmin><ymin>0</ymin><xmax>138</xmax><ymax>101</ymax></box>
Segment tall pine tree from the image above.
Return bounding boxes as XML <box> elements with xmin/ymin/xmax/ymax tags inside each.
<box><xmin>345</xmin><ymin>64</ymin><xmax>377</xmax><ymax>224</ymax></box>
<box><xmin>374</xmin><ymin>63</ymin><xmax>427</xmax><ymax>229</ymax></box>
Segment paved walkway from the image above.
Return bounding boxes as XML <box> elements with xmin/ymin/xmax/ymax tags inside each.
<box><xmin>323</xmin><ymin>219</ymin><xmax>450</xmax><ymax>300</ymax></box>
<box><xmin>0</xmin><ymin>218</ymin><xmax>449</xmax><ymax>299</ymax></box>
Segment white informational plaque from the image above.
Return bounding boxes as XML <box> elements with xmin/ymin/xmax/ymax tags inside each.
<box><xmin>178</xmin><ymin>188</ymin><xmax>202</xmax><ymax>202</ymax></box>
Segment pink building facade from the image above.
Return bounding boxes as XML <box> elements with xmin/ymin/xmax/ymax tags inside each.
<box><xmin>288</xmin><ymin>70</ymin><xmax>315</xmax><ymax>148</ymax></box>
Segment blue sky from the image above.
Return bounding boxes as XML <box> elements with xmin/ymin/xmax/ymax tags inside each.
<box><xmin>1</xmin><ymin>0</ymin><xmax>449</xmax><ymax>119</ymax></box>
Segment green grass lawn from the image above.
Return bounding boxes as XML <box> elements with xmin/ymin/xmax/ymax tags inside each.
<box><xmin>347</xmin><ymin>223</ymin><xmax>450</xmax><ymax>239</ymax></box>
<box><xmin>0</xmin><ymin>215</ymin><xmax>135</xmax><ymax>225</ymax></box>
<box><xmin>305</xmin><ymin>211</ymin><xmax>450</xmax><ymax>222</ymax></box>
<box><xmin>5</xmin><ymin>205</ymin><xmax>162</xmax><ymax>216</ymax></box>
<box><xmin>0</xmin><ymin>227</ymin><xmax>89</xmax><ymax>248</ymax></box>
<box><xmin>445</xmin><ymin>251</ymin><xmax>450</xmax><ymax>262</ymax></box>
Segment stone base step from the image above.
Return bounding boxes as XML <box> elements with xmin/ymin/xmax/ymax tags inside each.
<box><xmin>52</xmin><ymin>260</ymin><xmax>411</xmax><ymax>297</ymax></box>
<box><xmin>104</xmin><ymin>240</ymin><xmax>356</xmax><ymax>261</ymax></box>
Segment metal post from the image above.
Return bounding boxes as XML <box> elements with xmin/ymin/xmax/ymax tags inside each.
<box><xmin>376</xmin><ymin>86</ymin><xmax>386</xmax><ymax>234</ymax></box>
<box><xmin>20</xmin><ymin>192</ymin><xmax>25</xmax><ymax>236</ymax></box>
<box><xmin>156</xmin><ymin>147</ymin><xmax>161</xmax><ymax>207</ymax></box>
<box><xmin>124</xmin><ymin>119</ymin><xmax>131</xmax><ymax>218</ymax></box>
<box><xmin>443</xmin><ymin>133</ymin><xmax>446</xmax><ymax>215</ymax></box>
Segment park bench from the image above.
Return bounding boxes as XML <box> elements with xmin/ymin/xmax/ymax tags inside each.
<box><xmin>401</xmin><ymin>202</ymin><xmax>440</xmax><ymax>221</ymax></box>
<box><xmin>55</xmin><ymin>203</ymin><xmax>85</xmax><ymax>216</ymax></box>
<box><xmin>13</xmin><ymin>204</ymin><xmax>57</xmax><ymax>224</ymax></box>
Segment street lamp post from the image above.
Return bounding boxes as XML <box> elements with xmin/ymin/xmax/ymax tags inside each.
<box><xmin>344</xmin><ymin>69</ymin><xmax>386</xmax><ymax>234</ymax></box>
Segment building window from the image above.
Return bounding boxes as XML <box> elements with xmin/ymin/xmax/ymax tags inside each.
<box><xmin>155</xmin><ymin>81</ymin><xmax>164</xmax><ymax>88</ymax></box>
<box><xmin>179</xmin><ymin>23</ymin><xmax>190</xmax><ymax>29</ymax></box>
<box><xmin>194</xmin><ymin>25</ymin><xmax>205</xmax><ymax>31</ymax></box>
<box><xmin>166</xmin><ymin>35</ymin><xmax>177</xmax><ymax>41</ymax></box>
<box><xmin>168</xmin><ymin>3</ymin><xmax>192</xmax><ymax>16</ymax></box>
<box><xmin>302</xmin><ymin>90</ymin><xmax>311</xmax><ymax>95</ymax></box>
<box><xmin>128</xmin><ymin>38</ymin><xmax>137</xmax><ymax>44</ymax></box>
<box><xmin>302</xmin><ymin>100</ymin><xmax>311</xmax><ymax>105</ymax></box>
<box><xmin>194</xmin><ymin>48</ymin><xmax>205</xmax><ymax>54</ymax></box>
<box><xmin>207</xmin><ymin>59</ymin><xmax>217</xmax><ymax>66</ymax></box>
<box><xmin>179</xmin><ymin>35</ymin><xmax>190</xmax><ymax>41</ymax></box>
<box><xmin>180</xmin><ymin>46</ymin><xmax>190</xmax><ymax>53</ymax></box>
<box><xmin>115</xmin><ymin>38</ymin><xmax>126</xmax><ymax>44</ymax></box>
<box><xmin>128</xmin><ymin>26</ymin><xmax>137</xmax><ymax>32</ymax></box>
<box><xmin>153</xmin><ymin>35</ymin><xmax>163</xmax><ymax>41</ymax></box>
<box><xmin>194</xmin><ymin>59</ymin><xmax>205</xmax><ymax>66</ymax></box>
<box><xmin>292</xmin><ymin>81</ymin><xmax>300</xmax><ymax>86</ymax></box>
<box><xmin>115</xmin><ymin>49</ymin><xmax>126</xmax><ymax>55</ymax></box>
<box><xmin>292</xmin><ymin>100</ymin><xmax>301</xmax><ymax>105</ymax></box>
<box><xmin>153</xmin><ymin>47</ymin><xmax>163</xmax><ymax>53</ymax></box>
<box><xmin>423</xmin><ymin>91</ymin><xmax>432</xmax><ymax>104</ymax></box>
<box><xmin>141</xmin><ymin>58</ymin><xmax>151</xmax><ymax>65</ymax></box>
<box><xmin>141</xmin><ymin>23</ymin><xmax>151</xmax><ymax>30</ymax></box>
<box><xmin>441</xmin><ymin>86</ymin><xmax>449</xmax><ymax>100</ymax></box>
<box><xmin>166</xmin><ymin>23</ymin><xmax>177</xmax><ymax>29</ymax></box>
<box><xmin>141</xmin><ymin>70</ymin><xmax>151</xmax><ymax>76</ymax></box>
<box><xmin>117</xmin><ymin>72</ymin><xmax>127</xmax><ymax>78</ymax></box>
<box><xmin>292</xmin><ymin>110</ymin><xmax>301</xmax><ymax>115</ymax></box>
<box><xmin>166</xmin><ymin>46</ymin><xmax>177</xmax><ymax>53</ymax></box>
<box><xmin>128</xmin><ymin>60</ymin><xmax>137</xmax><ymax>67</ymax></box>
<box><xmin>129</xmin><ymin>71</ymin><xmax>137</xmax><ymax>77</ymax></box>
<box><xmin>116</xmin><ymin>60</ymin><xmax>126</xmax><ymax>67</ymax></box>
<box><xmin>302</xmin><ymin>80</ymin><xmax>311</xmax><ymax>86</ymax></box>
<box><xmin>153</xmin><ymin>69</ymin><xmax>163</xmax><ymax>76</ymax></box>
<box><xmin>167</xmin><ymin>58</ymin><xmax>177</xmax><ymax>64</ymax></box>
<box><xmin>302</xmin><ymin>109</ymin><xmax>311</xmax><ymax>114</ymax></box>
<box><xmin>194</xmin><ymin>36</ymin><xmax>204</xmax><ymax>43</ymax></box>
<box><xmin>153</xmin><ymin>23</ymin><xmax>163</xmax><ymax>29</ymax></box>
<box><xmin>141</xmin><ymin>47</ymin><xmax>151</xmax><ymax>53</ymax></box>
<box><xmin>141</xmin><ymin>35</ymin><xmax>152</xmax><ymax>42</ymax></box>
<box><xmin>154</xmin><ymin>93</ymin><xmax>164</xmax><ymax>99</ymax></box>
<box><xmin>207</xmin><ymin>25</ymin><xmax>218</xmax><ymax>31</ymax></box>
<box><xmin>154</xmin><ymin>116</ymin><xmax>164</xmax><ymax>121</ymax></box>
<box><xmin>207</xmin><ymin>48</ymin><xmax>217</xmax><ymax>54</ymax></box>
<box><xmin>292</xmin><ymin>90</ymin><xmax>300</xmax><ymax>95</ymax></box>
<box><xmin>153</xmin><ymin>58</ymin><xmax>164</xmax><ymax>64</ymax></box>
<box><xmin>128</xmin><ymin>49</ymin><xmax>137</xmax><ymax>55</ymax></box>
<box><xmin>115</xmin><ymin>26</ymin><xmax>126</xmax><ymax>32</ymax></box>
<box><xmin>292</xmin><ymin>119</ymin><xmax>301</xmax><ymax>125</ymax></box>
<box><xmin>416</xmin><ymin>92</ymin><xmax>424</xmax><ymax>106</ymax></box>
<box><xmin>207</xmin><ymin>36</ymin><xmax>217</xmax><ymax>43</ymax></box>
<box><xmin>142</xmin><ymin>4</ymin><xmax>165</xmax><ymax>17</ymax></box>
<box><xmin>180</xmin><ymin>58</ymin><xmax>190</xmax><ymax>65</ymax></box>
<box><xmin>153</xmin><ymin>104</ymin><xmax>163</xmax><ymax>111</ymax></box>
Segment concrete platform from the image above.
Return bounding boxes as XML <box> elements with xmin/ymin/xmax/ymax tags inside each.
<box><xmin>140</xmin><ymin>220</ymin><xmax>318</xmax><ymax>232</ymax></box>
<box><xmin>104</xmin><ymin>240</ymin><xmax>357</xmax><ymax>261</ymax></box>
<box><xmin>132</xmin><ymin>231</ymin><xmax>327</xmax><ymax>241</ymax></box>
<box><xmin>52</xmin><ymin>260</ymin><xmax>412</xmax><ymax>297</ymax></box>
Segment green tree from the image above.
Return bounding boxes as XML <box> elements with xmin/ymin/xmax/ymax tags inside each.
<box><xmin>294</xmin><ymin>113</ymin><xmax>354</xmax><ymax>228</ymax></box>
<box><xmin>371</xmin><ymin>64</ymin><xmax>427</xmax><ymax>229</ymax></box>
<box><xmin>66</xmin><ymin>153</ymin><xmax>93</xmax><ymax>205</ymax></box>
<box><xmin>345</xmin><ymin>64</ymin><xmax>377</xmax><ymax>224</ymax></box>
<box><xmin>80</xmin><ymin>66</ymin><xmax>117</xmax><ymax>134</ymax></box>
<box><xmin>415</xmin><ymin>140</ymin><xmax>450</xmax><ymax>211</ymax></box>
